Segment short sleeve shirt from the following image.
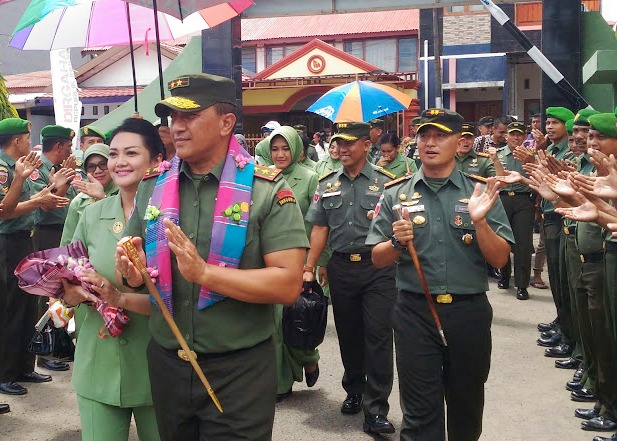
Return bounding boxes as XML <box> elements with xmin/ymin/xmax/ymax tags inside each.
<box><xmin>0</xmin><ymin>150</ymin><xmax>37</xmax><ymax>234</ymax></box>
<box><xmin>540</xmin><ymin>138</ymin><xmax>573</xmax><ymax>214</ymax></box>
<box><xmin>495</xmin><ymin>146</ymin><xmax>530</xmax><ymax>193</ymax></box>
<box><xmin>29</xmin><ymin>154</ymin><xmax>77</xmax><ymax>225</ymax></box>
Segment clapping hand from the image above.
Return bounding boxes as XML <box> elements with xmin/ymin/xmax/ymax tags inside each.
<box><xmin>513</xmin><ymin>146</ymin><xmax>536</xmax><ymax>164</ymax></box>
<box><xmin>49</xmin><ymin>167</ymin><xmax>76</xmax><ymax>189</ymax></box>
<box><xmin>164</xmin><ymin>218</ymin><xmax>207</xmax><ymax>285</ymax></box>
<box><xmin>61</xmin><ymin>155</ymin><xmax>77</xmax><ymax>171</ymax></box>
<box><xmin>32</xmin><ymin>186</ymin><xmax>70</xmax><ymax>210</ymax></box>
<box><xmin>15</xmin><ymin>152</ymin><xmax>42</xmax><ymax>180</ymax></box>
<box><xmin>72</xmin><ymin>173</ymin><xmax>105</xmax><ymax>200</ymax></box>
<box><xmin>468</xmin><ymin>177</ymin><xmax>501</xmax><ymax>223</ymax></box>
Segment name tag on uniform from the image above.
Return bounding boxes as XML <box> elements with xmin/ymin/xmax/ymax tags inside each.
<box><xmin>455</xmin><ymin>205</ymin><xmax>469</xmax><ymax>213</ymax></box>
<box><xmin>405</xmin><ymin>204</ymin><xmax>425</xmax><ymax>213</ymax></box>
<box><xmin>322</xmin><ymin>191</ymin><xmax>341</xmax><ymax>198</ymax></box>
<box><xmin>467</xmin><ymin>167</ymin><xmax>479</xmax><ymax>173</ymax></box>
<box><xmin>365</xmin><ymin>191</ymin><xmax>381</xmax><ymax>197</ymax></box>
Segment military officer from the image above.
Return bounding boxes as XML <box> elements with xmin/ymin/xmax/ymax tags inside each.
<box><xmin>0</xmin><ymin>118</ymin><xmax>69</xmax><ymax>396</ymax></box>
<box><xmin>367</xmin><ymin>118</ymin><xmax>384</xmax><ymax>163</ymax></box>
<box><xmin>375</xmin><ymin>133</ymin><xmax>418</xmax><ymax>178</ymax></box>
<box><xmin>477</xmin><ymin>116</ymin><xmax>494</xmax><ymax>137</ymax></box>
<box><xmin>494</xmin><ymin>122</ymin><xmax>535</xmax><ymax>300</ymax></box>
<box><xmin>304</xmin><ymin>122</ymin><xmax>397</xmax><ymax>435</ymax></box>
<box><xmin>116</xmin><ymin>73</ymin><xmax>309</xmax><ymax>441</ymax></box>
<box><xmin>455</xmin><ymin>123</ymin><xmax>500</xmax><ymax>177</ymax></box>
<box><xmin>367</xmin><ymin>108</ymin><xmax>514</xmax><ymax>441</ymax></box>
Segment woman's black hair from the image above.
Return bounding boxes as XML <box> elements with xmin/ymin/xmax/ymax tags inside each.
<box><xmin>109</xmin><ymin>118</ymin><xmax>166</xmax><ymax>159</ymax></box>
<box><xmin>379</xmin><ymin>132</ymin><xmax>400</xmax><ymax>148</ymax></box>
<box><xmin>301</xmin><ymin>134</ymin><xmax>311</xmax><ymax>155</ymax></box>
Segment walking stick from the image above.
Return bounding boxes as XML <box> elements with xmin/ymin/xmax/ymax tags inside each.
<box><xmin>120</xmin><ymin>237</ymin><xmax>223</xmax><ymax>413</ymax></box>
<box><xmin>392</xmin><ymin>204</ymin><xmax>448</xmax><ymax>347</ymax></box>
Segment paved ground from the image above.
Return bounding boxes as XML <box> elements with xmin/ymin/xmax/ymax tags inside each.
<box><xmin>0</xmin><ymin>270</ymin><xmax>607</xmax><ymax>441</ymax></box>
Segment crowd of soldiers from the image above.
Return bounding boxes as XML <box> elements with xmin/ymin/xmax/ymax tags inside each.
<box><xmin>0</xmin><ymin>71</ymin><xmax>616</xmax><ymax>441</ymax></box>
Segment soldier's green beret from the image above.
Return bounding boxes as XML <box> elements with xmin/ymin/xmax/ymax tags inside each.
<box><xmin>546</xmin><ymin>107</ymin><xmax>575</xmax><ymax>123</ymax></box>
<box><xmin>0</xmin><ymin>118</ymin><xmax>31</xmax><ymax>136</ymax></box>
<box><xmin>573</xmin><ymin>109</ymin><xmax>600</xmax><ymax>126</ymax></box>
<box><xmin>41</xmin><ymin>125</ymin><xmax>75</xmax><ymax>140</ymax></box>
<box><xmin>588</xmin><ymin>113</ymin><xmax>617</xmax><ymax>139</ymax></box>
<box><xmin>565</xmin><ymin>119</ymin><xmax>574</xmax><ymax>134</ymax></box>
<box><xmin>80</xmin><ymin>125</ymin><xmax>106</xmax><ymax>140</ymax></box>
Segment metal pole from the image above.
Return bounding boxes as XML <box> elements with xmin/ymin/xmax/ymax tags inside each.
<box><xmin>423</xmin><ymin>39</ymin><xmax>429</xmax><ymax>110</ymax></box>
<box><xmin>152</xmin><ymin>0</ymin><xmax>168</xmax><ymax>126</ymax></box>
<box><xmin>124</xmin><ymin>3</ymin><xmax>139</xmax><ymax>114</ymax></box>
<box><xmin>432</xmin><ymin>7</ymin><xmax>443</xmax><ymax>108</ymax></box>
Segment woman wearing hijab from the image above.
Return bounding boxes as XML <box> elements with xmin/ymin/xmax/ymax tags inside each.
<box><xmin>314</xmin><ymin>139</ymin><xmax>341</xmax><ymax>177</ymax></box>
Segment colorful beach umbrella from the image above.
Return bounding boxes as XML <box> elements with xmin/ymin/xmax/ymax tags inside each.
<box><xmin>307</xmin><ymin>80</ymin><xmax>412</xmax><ymax>123</ymax></box>
<box><xmin>125</xmin><ymin>0</ymin><xmax>238</xmax><ymax>20</ymax></box>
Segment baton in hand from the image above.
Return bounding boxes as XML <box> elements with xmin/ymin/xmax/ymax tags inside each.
<box><xmin>120</xmin><ymin>237</ymin><xmax>223</xmax><ymax>412</ymax></box>
<box><xmin>393</xmin><ymin>204</ymin><xmax>448</xmax><ymax>347</ymax></box>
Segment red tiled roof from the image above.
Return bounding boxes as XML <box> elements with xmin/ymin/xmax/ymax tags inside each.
<box><xmin>5</xmin><ymin>70</ymin><xmax>52</xmax><ymax>92</ymax></box>
<box><xmin>40</xmin><ymin>87</ymin><xmax>144</xmax><ymax>99</ymax></box>
<box><xmin>241</xmin><ymin>9</ymin><xmax>419</xmax><ymax>42</ymax></box>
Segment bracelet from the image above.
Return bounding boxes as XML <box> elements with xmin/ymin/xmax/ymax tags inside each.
<box><xmin>303</xmin><ymin>265</ymin><xmax>315</xmax><ymax>273</ymax></box>
<box><xmin>121</xmin><ymin>275</ymin><xmax>146</xmax><ymax>291</ymax></box>
<box><xmin>59</xmin><ymin>298</ymin><xmax>76</xmax><ymax>308</ymax></box>
<box><xmin>391</xmin><ymin>235</ymin><xmax>408</xmax><ymax>251</ymax></box>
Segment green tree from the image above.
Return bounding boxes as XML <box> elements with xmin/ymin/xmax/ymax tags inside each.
<box><xmin>0</xmin><ymin>71</ymin><xmax>18</xmax><ymax>120</ymax></box>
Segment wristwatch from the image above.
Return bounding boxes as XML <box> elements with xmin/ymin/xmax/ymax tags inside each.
<box><xmin>391</xmin><ymin>235</ymin><xmax>407</xmax><ymax>251</ymax></box>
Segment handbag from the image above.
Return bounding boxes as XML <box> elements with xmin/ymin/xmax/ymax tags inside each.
<box><xmin>28</xmin><ymin>312</ymin><xmax>75</xmax><ymax>360</ymax></box>
<box><xmin>282</xmin><ymin>281</ymin><xmax>328</xmax><ymax>351</ymax></box>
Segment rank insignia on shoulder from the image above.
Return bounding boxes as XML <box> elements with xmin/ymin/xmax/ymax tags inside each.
<box><xmin>464</xmin><ymin>173</ymin><xmax>488</xmax><ymax>183</ymax></box>
<box><xmin>476</xmin><ymin>152</ymin><xmax>490</xmax><ymax>158</ymax></box>
<box><xmin>254</xmin><ymin>165</ymin><xmax>281</xmax><ymax>181</ymax></box>
<box><xmin>319</xmin><ymin>170</ymin><xmax>336</xmax><ymax>181</ymax></box>
<box><xmin>143</xmin><ymin>167</ymin><xmax>161</xmax><ymax>179</ymax></box>
<box><xmin>377</xmin><ymin>168</ymin><xmax>396</xmax><ymax>180</ymax></box>
<box><xmin>276</xmin><ymin>189</ymin><xmax>296</xmax><ymax>206</ymax></box>
<box><xmin>384</xmin><ymin>174</ymin><xmax>411</xmax><ymax>189</ymax></box>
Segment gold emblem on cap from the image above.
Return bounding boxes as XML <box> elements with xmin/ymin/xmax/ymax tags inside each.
<box><xmin>163</xmin><ymin>96</ymin><xmax>199</xmax><ymax>110</ymax></box>
<box><xmin>411</xmin><ymin>192</ymin><xmax>422</xmax><ymax>200</ymax></box>
<box><xmin>462</xmin><ymin>233</ymin><xmax>473</xmax><ymax>245</ymax></box>
<box><xmin>412</xmin><ymin>215</ymin><xmax>426</xmax><ymax>225</ymax></box>
<box><xmin>367</xmin><ymin>210</ymin><xmax>375</xmax><ymax>220</ymax></box>
<box><xmin>113</xmin><ymin>221</ymin><xmax>124</xmax><ymax>234</ymax></box>
<box><xmin>83</xmin><ymin>127</ymin><xmax>89</xmax><ymax>135</ymax></box>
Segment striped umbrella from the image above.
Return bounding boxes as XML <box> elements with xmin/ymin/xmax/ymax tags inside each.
<box><xmin>125</xmin><ymin>0</ymin><xmax>234</xmax><ymax>21</ymax></box>
<box><xmin>307</xmin><ymin>80</ymin><xmax>412</xmax><ymax>123</ymax></box>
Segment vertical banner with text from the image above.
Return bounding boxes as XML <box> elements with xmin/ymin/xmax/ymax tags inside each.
<box><xmin>50</xmin><ymin>49</ymin><xmax>82</xmax><ymax>150</ymax></box>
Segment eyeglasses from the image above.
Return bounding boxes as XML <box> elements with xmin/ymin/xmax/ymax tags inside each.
<box><xmin>85</xmin><ymin>161</ymin><xmax>108</xmax><ymax>173</ymax></box>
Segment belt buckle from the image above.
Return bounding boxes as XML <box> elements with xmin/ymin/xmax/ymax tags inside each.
<box><xmin>350</xmin><ymin>253</ymin><xmax>361</xmax><ymax>262</ymax></box>
<box><xmin>177</xmin><ymin>349</ymin><xmax>197</xmax><ymax>362</ymax></box>
<box><xmin>564</xmin><ymin>227</ymin><xmax>570</xmax><ymax>235</ymax></box>
<box><xmin>508</xmin><ymin>191</ymin><xmax>515</xmax><ymax>196</ymax></box>
<box><xmin>436</xmin><ymin>294</ymin><xmax>453</xmax><ymax>304</ymax></box>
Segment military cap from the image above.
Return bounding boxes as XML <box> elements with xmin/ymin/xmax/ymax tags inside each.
<box><xmin>565</xmin><ymin>119</ymin><xmax>574</xmax><ymax>134</ymax></box>
<box><xmin>83</xmin><ymin>143</ymin><xmax>110</xmax><ymax>162</ymax></box>
<box><xmin>80</xmin><ymin>125</ymin><xmax>106</xmax><ymax>140</ymax></box>
<box><xmin>41</xmin><ymin>125</ymin><xmax>75</xmax><ymax>140</ymax></box>
<box><xmin>418</xmin><ymin>108</ymin><xmax>464</xmax><ymax>134</ymax></box>
<box><xmin>0</xmin><ymin>118</ymin><xmax>31</xmax><ymax>136</ymax></box>
<box><xmin>507</xmin><ymin>122</ymin><xmax>527</xmax><ymax>133</ymax></box>
<box><xmin>461</xmin><ymin>123</ymin><xmax>476</xmax><ymax>136</ymax></box>
<box><xmin>546</xmin><ymin>107</ymin><xmax>575</xmax><ymax>123</ymax></box>
<box><xmin>293</xmin><ymin>124</ymin><xmax>307</xmax><ymax>133</ymax></box>
<box><xmin>588</xmin><ymin>113</ymin><xmax>617</xmax><ymax>139</ymax></box>
<box><xmin>411</xmin><ymin>116</ymin><xmax>421</xmax><ymax>126</ymax></box>
<box><xmin>330</xmin><ymin>122</ymin><xmax>370</xmax><ymax>143</ymax></box>
<box><xmin>369</xmin><ymin>119</ymin><xmax>384</xmax><ymax>129</ymax></box>
<box><xmin>155</xmin><ymin>73</ymin><xmax>236</xmax><ymax>117</ymax></box>
<box><xmin>478</xmin><ymin>116</ymin><xmax>494</xmax><ymax>126</ymax></box>
<box><xmin>573</xmin><ymin>109</ymin><xmax>600</xmax><ymax>126</ymax></box>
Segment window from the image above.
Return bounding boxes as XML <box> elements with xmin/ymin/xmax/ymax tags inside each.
<box><xmin>92</xmin><ymin>106</ymin><xmax>98</xmax><ymax>116</ymax></box>
<box><xmin>515</xmin><ymin>1</ymin><xmax>599</xmax><ymax>27</ymax></box>
<box><xmin>344</xmin><ymin>38</ymin><xmax>418</xmax><ymax>73</ymax></box>
<box><xmin>104</xmin><ymin>105</ymin><xmax>110</xmax><ymax>115</ymax></box>
<box><xmin>398</xmin><ymin>38</ymin><xmax>417</xmax><ymax>72</ymax></box>
<box><xmin>447</xmin><ymin>6</ymin><xmax>465</xmax><ymax>12</ymax></box>
<box><xmin>242</xmin><ymin>47</ymin><xmax>256</xmax><ymax>73</ymax></box>
<box><xmin>265</xmin><ymin>45</ymin><xmax>303</xmax><ymax>67</ymax></box>
<box><xmin>445</xmin><ymin>5</ymin><xmax>487</xmax><ymax>14</ymax></box>
<box><xmin>343</xmin><ymin>41</ymin><xmax>363</xmax><ymax>60</ymax></box>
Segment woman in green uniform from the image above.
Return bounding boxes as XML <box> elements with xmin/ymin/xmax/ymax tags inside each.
<box><xmin>263</xmin><ymin>126</ymin><xmax>321</xmax><ymax>400</ymax></box>
<box><xmin>60</xmin><ymin>118</ymin><xmax>164</xmax><ymax>441</ymax></box>
<box><xmin>375</xmin><ymin>133</ymin><xmax>418</xmax><ymax>178</ymax></box>
<box><xmin>314</xmin><ymin>139</ymin><xmax>341</xmax><ymax>177</ymax></box>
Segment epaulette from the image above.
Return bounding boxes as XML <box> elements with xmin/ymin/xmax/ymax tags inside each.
<box><xmin>384</xmin><ymin>174</ymin><xmax>412</xmax><ymax>189</ymax></box>
<box><xmin>254</xmin><ymin>165</ymin><xmax>281</xmax><ymax>181</ymax></box>
<box><xmin>143</xmin><ymin>167</ymin><xmax>161</xmax><ymax>180</ymax></box>
<box><xmin>377</xmin><ymin>167</ymin><xmax>397</xmax><ymax>180</ymax></box>
<box><xmin>476</xmin><ymin>152</ymin><xmax>490</xmax><ymax>158</ymax></box>
<box><xmin>464</xmin><ymin>173</ymin><xmax>488</xmax><ymax>183</ymax></box>
<box><xmin>318</xmin><ymin>170</ymin><xmax>336</xmax><ymax>181</ymax></box>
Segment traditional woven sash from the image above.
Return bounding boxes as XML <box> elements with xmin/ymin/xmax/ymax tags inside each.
<box><xmin>145</xmin><ymin>136</ymin><xmax>255</xmax><ymax>314</ymax></box>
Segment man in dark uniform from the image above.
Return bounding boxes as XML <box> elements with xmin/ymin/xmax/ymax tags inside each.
<box><xmin>367</xmin><ymin>108</ymin><xmax>513</xmax><ymax>441</ymax></box>
<box><xmin>0</xmin><ymin>118</ymin><xmax>69</xmax><ymax>396</ymax></box>
<box><xmin>454</xmin><ymin>123</ymin><xmax>501</xmax><ymax>177</ymax></box>
<box><xmin>304</xmin><ymin>122</ymin><xmax>397</xmax><ymax>435</ymax></box>
<box><xmin>368</xmin><ymin>118</ymin><xmax>384</xmax><ymax>163</ymax></box>
<box><xmin>116</xmin><ymin>74</ymin><xmax>309</xmax><ymax>441</ymax></box>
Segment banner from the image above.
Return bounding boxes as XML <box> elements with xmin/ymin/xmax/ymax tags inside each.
<box><xmin>50</xmin><ymin>49</ymin><xmax>82</xmax><ymax>150</ymax></box>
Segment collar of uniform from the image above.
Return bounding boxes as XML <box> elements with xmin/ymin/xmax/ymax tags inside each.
<box><xmin>548</xmin><ymin>137</ymin><xmax>568</xmax><ymax>154</ymax></box>
<box><xmin>338</xmin><ymin>160</ymin><xmax>373</xmax><ymax>181</ymax></box>
<box><xmin>41</xmin><ymin>154</ymin><xmax>54</xmax><ymax>171</ymax></box>
<box><xmin>410</xmin><ymin>166</ymin><xmax>463</xmax><ymax>190</ymax></box>
<box><xmin>499</xmin><ymin>145</ymin><xmax>512</xmax><ymax>156</ymax></box>
<box><xmin>179</xmin><ymin>158</ymin><xmax>224</xmax><ymax>181</ymax></box>
<box><xmin>0</xmin><ymin>150</ymin><xmax>15</xmax><ymax>167</ymax></box>
<box><xmin>579</xmin><ymin>155</ymin><xmax>595</xmax><ymax>174</ymax></box>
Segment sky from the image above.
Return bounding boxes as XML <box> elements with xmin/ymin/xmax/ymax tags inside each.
<box><xmin>602</xmin><ymin>2</ymin><xmax>617</xmax><ymax>22</ymax></box>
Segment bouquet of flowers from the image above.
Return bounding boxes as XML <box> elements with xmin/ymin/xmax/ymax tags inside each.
<box><xmin>14</xmin><ymin>241</ymin><xmax>130</xmax><ymax>338</ymax></box>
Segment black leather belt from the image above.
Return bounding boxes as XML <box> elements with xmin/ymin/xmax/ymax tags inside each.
<box><xmin>604</xmin><ymin>242</ymin><xmax>617</xmax><ymax>253</ymax></box>
<box><xmin>401</xmin><ymin>290</ymin><xmax>484</xmax><ymax>303</ymax></box>
<box><xmin>1</xmin><ymin>230</ymin><xmax>34</xmax><ymax>238</ymax></box>
<box><xmin>333</xmin><ymin>251</ymin><xmax>372</xmax><ymax>262</ymax></box>
<box><xmin>500</xmin><ymin>191</ymin><xmax>530</xmax><ymax>197</ymax></box>
<box><xmin>543</xmin><ymin>212</ymin><xmax>562</xmax><ymax>221</ymax></box>
<box><xmin>580</xmin><ymin>252</ymin><xmax>604</xmax><ymax>263</ymax></box>
<box><xmin>38</xmin><ymin>224</ymin><xmax>64</xmax><ymax>231</ymax></box>
<box><xmin>563</xmin><ymin>226</ymin><xmax>576</xmax><ymax>235</ymax></box>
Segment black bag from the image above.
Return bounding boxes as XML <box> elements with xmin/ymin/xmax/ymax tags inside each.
<box><xmin>28</xmin><ymin>323</ymin><xmax>74</xmax><ymax>360</ymax></box>
<box><xmin>282</xmin><ymin>281</ymin><xmax>328</xmax><ymax>350</ymax></box>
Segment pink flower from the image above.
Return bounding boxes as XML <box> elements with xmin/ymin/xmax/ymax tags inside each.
<box><xmin>235</xmin><ymin>154</ymin><xmax>249</xmax><ymax>170</ymax></box>
<box><xmin>157</xmin><ymin>160</ymin><xmax>171</xmax><ymax>173</ymax></box>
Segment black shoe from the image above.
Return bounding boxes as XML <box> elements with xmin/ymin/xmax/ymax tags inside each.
<box><xmin>497</xmin><ymin>278</ymin><xmax>510</xmax><ymax>289</ymax></box>
<box><xmin>566</xmin><ymin>380</ymin><xmax>584</xmax><ymax>391</ymax></box>
<box><xmin>488</xmin><ymin>268</ymin><xmax>501</xmax><ymax>279</ymax></box>
<box><xmin>592</xmin><ymin>435</ymin><xmax>617</xmax><ymax>441</ymax></box>
<box><xmin>38</xmin><ymin>360</ymin><xmax>69</xmax><ymax>371</ymax></box>
<box><xmin>341</xmin><ymin>394</ymin><xmax>363</xmax><ymax>415</ymax></box>
<box><xmin>363</xmin><ymin>415</ymin><xmax>395</xmax><ymax>434</ymax></box>
<box><xmin>16</xmin><ymin>372</ymin><xmax>52</xmax><ymax>383</ymax></box>
<box><xmin>582</xmin><ymin>416</ymin><xmax>617</xmax><ymax>431</ymax></box>
<box><xmin>0</xmin><ymin>382</ymin><xmax>27</xmax><ymax>395</ymax></box>
<box><xmin>305</xmin><ymin>365</ymin><xmax>319</xmax><ymax>388</ymax></box>
<box><xmin>541</xmin><ymin>329</ymin><xmax>559</xmax><ymax>339</ymax></box>
<box><xmin>537</xmin><ymin>333</ymin><xmax>562</xmax><ymax>347</ymax></box>
<box><xmin>537</xmin><ymin>319</ymin><xmax>559</xmax><ymax>332</ymax></box>
<box><xmin>571</xmin><ymin>388</ymin><xmax>597</xmax><ymax>402</ymax></box>
<box><xmin>276</xmin><ymin>389</ymin><xmax>292</xmax><ymax>403</ymax></box>
<box><xmin>0</xmin><ymin>403</ymin><xmax>9</xmax><ymax>414</ymax></box>
<box><xmin>516</xmin><ymin>287</ymin><xmax>529</xmax><ymax>300</ymax></box>
<box><xmin>573</xmin><ymin>366</ymin><xmax>585</xmax><ymax>381</ymax></box>
<box><xmin>575</xmin><ymin>408</ymin><xmax>600</xmax><ymax>420</ymax></box>
<box><xmin>555</xmin><ymin>358</ymin><xmax>579</xmax><ymax>369</ymax></box>
<box><xmin>545</xmin><ymin>343</ymin><xmax>573</xmax><ymax>357</ymax></box>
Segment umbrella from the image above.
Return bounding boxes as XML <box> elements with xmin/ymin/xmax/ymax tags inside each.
<box><xmin>124</xmin><ymin>0</ymin><xmax>235</xmax><ymax>21</ymax></box>
<box><xmin>306</xmin><ymin>80</ymin><xmax>412</xmax><ymax>123</ymax></box>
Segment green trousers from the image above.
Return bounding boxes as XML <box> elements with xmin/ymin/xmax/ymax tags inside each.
<box><xmin>602</xmin><ymin>251</ymin><xmax>617</xmax><ymax>417</ymax></box>
<box><xmin>499</xmin><ymin>194</ymin><xmax>534</xmax><ymax>288</ymax></box>
<box><xmin>274</xmin><ymin>304</ymin><xmax>320</xmax><ymax>394</ymax></box>
<box><xmin>77</xmin><ymin>394</ymin><xmax>160</xmax><ymax>441</ymax></box>
<box><xmin>564</xmin><ymin>232</ymin><xmax>584</xmax><ymax>364</ymax></box>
